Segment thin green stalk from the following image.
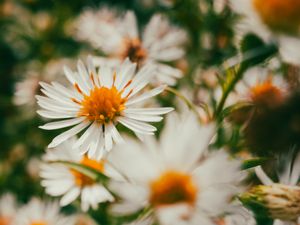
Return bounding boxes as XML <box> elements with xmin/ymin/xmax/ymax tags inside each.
<box><xmin>165</xmin><ymin>86</ymin><xmax>208</xmax><ymax>123</ymax></box>
<box><xmin>214</xmin><ymin>65</ymin><xmax>246</xmax><ymax>119</ymax></box>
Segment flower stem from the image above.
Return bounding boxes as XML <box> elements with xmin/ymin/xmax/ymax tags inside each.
<box><xmin>165</xmin><ymin>86</ymin><xmax>209</xmax><ymax>123</ymax></box>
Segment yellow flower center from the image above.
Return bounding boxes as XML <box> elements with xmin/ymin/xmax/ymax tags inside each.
<box><xmin>250</xmin><ymin>80</ymin><xmax>283</xmax><ymax>108</ymax></box>
<box><xmin>0</xmin><ymin>217</ymin><xmax>11</xmax><ymax>225</ymax></box>
<box><xmin>76</xmin><ymin>85</ymin><xmax>127</xmax><ymax>124</ymax></box>
<box><xmin>31</xmin><ymin>222</ymin><xmax>47</xmax><ymax>225</ymax></box>
<box><xmin>121</xmin><ymin>38</ymin><xmax>147</xmax><ymax>65</ymax></box>
<box><xmin>71</xmin><ymin>156</ymin><xmax>105</xmax><ymax>187</ymax></box>
<box><xmin>253</xmin><ymin>0</ymin><xmax>300</xmax><ymax>34</ymax></box>
<box><xmin>149</xmin><ymin>170</ymin><xmax>198</xmax><ymax>207</ymax></box>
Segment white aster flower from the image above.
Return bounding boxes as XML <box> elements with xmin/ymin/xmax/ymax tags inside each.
<box><xmin>76</xmin><ymin>9</ymin><xmax>187</xmax><ymax>85</ymax></box>
<box><xmin>214</xmin><ymin>202</ymin><xmax>257</xmax><ymax>225</ymax></box>
<box><xmin>235</xmin><ymin>67</ymin><xmax>288</xmax><ymax>108</ymax></box>
<box><xmin>255</xmin><ymin>151</ymin><xmax>300</xmax><ymax>225</ymax></box>
<box><xmin>37</xmin><ymin>57</ymin><xmax>173</xmax><ymax>159</ymax></box>
<box><xmin>0</xmin><ymin>193</ymin><xmax>17</xmax><ymax>225</ymax></box>
<box><xmin>229</xmin><ymin>0</ymin><xmax>300</xmax><ymax>65</ymax></box>
<box><xmin>109</xmin><ymin>112</ymin><xmax>243</xmax><ymax>225</ymax></box>
<box><xmin>13</xmin><ymin>198</ymin><xmax>74</xmax><ymax>225</ymax></box>
<box><xmin>40</xmin><ymin>138</ymin><xmax>116</xmax><ymax>211</ymax></box>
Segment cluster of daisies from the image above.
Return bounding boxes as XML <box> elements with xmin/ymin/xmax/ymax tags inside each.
<box><xmin>6</xmin><ymin>1</ymin><xmax>300</xmax><ymax>225</ymax></box>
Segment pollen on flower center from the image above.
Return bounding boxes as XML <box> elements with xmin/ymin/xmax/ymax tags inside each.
<box><xmin>71</xmin><ymin>156</ymin><xmax>105</xmax><ymax>187</ymax></box>
<box><xmin>31</xmin><ymin>222</ymin><xmax>47</xmax><ymax>225</ymax></box>
<box><xmin>77</xmin><ymin>86</ymin><xmax>127</xmax><ymax>124</ymax></box>
<box><xmin>252</xmin><ymin>0</ymin><xmax>300</xmax><ymax>34</ymax></box>
<box><xmin>121</xmin><ymin>38</ymin><xmax>147</xmax><ymax>64</ymax></box>
<box><xmin>0</xmin><ymin>217</ymin><xmax>11</xmax><ymax>225</ymax></box>
<box><xmin>250</xmin><ymin>81</ymin><xmax>283</xmax><ymax>108</ymax></box>
<box><xmin>149</xmin><ymin>170</ymin><xmax>198</xmax><ymax>207</ymax></box>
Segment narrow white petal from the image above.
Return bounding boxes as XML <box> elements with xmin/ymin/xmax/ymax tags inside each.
<box><xmin>126</xmin><ymin>85</ymin><xmax>165</xmax><ymax>106</ymax></box>
<box><xmin>118</xmin><ymin>117</ymin><xmax>156</xmax><ymax>134</ymax></box>
<box><xmin>48</xmin><ymin>122</ymin><xmax>90</xmax><ymax>148</ymax></box>
<box><xmin>110</xmin><ymin>124</ymin><xmax>124</xmax><ymax>144</ymax></box>
<box><xmin>255</xmin><ymin>166</ymin><xmax>274</xmax><ymax>185</ymax></box>
<box><xmin>39</xmin><ymin>117</ymin><xmax>85</xmax><ymax>130</ymax></box>
<box><xmin>124</xmin><ymin>107</ymin><xmax>173</xmax><ymax>115</ymax></box>
<box><xmin>124</xmin><ymin>113</ymin><xmax>163</xmax><ymax>122</ymax></box>
<box><xmin>37</xmin><ymin>110</ymin><xmax>76</xmax><ymax>119</ymax></box>
<box><xmin>60</xmin><ymin>187</ymin><xmax>81</xmax><ymax>206</ymax></box>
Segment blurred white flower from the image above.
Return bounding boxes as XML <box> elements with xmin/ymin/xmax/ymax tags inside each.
<box><xmin>37</xmin><ymin>57</ymin><xmax>172</xmax><ymax>158</ymax></box>
<box><xmin>0</xmin><ymin>193</ymin><xmax>17</xmax><ymax>225</ymax></box>
<box><xmin>214</xmin><ymin>202</ymin><xmax>257</xmax><ymax>225</ymax></box>
<box><xmin>235</xmin><ymin>67</ymin><xmax>288</xmax><ymax>107</ymax></box>
<box><xmin>109</xmin><ymin>112</ymin><xmax>244</xmax><ymax>225</ymax></box>
<box><xmin>75</xmin><ymin>9</ymin><xmax>187</xmax><ymax>85</ymax></box>
<box><xmin>229</xmin><ymin>0</ymin><xmax>300</xmax><ymax>65</ymax></box>
<box><xmin>13</xmin><ymin>58</ymin><xmax>71</xmax><ymax>109</ymax></box>
<box><xmin>40</xmin><ymin>138</ymin><xmax>118</xmax><ymax>211</ymax></box>
<box><xmin>255</xmin><ymin>151</ymin><xmax>300</xmax><ymax>225</ymax></box>
<box><xmin>13</xmin><ymin>198</ymin><xmax>74</xmax><ymax>225</ymax></box>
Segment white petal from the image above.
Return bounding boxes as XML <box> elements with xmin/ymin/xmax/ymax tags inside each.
<box><xmin>60</xmin><ymin>187</ymin><xmax>81</xmax><ymax>206</ymax></box>
<box><xmin>126</xmin><ymin>85</ymin><xmax>165</xmax><ymax>106</ymax></box>
<box><xmin>124</xmin><ymin>107</ymin><xmax>173</xmax><ymax>115</ymax></box>
<box><xmin>39</xmin><ymin>117</ymin><xmax>85</xmax><ymax>130</ymax></box>
<box><xmin>48</xmin><ymin>122</ymin><xmax>90</xmax><ymax>148</ymax></box>
<box><xmin>255</xmin><ymin>166</ymin><xmax>274</xmax><ymax>185</ymax></box>
<box><xmin>118</xmin><ymin>117</ymin><xmax>156</xmax><ymax>134</ymax></box>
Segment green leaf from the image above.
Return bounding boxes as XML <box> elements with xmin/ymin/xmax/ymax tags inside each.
<box><xmin>50</xmin><ymin>160</ymin><xmax>109</xmax><ymax>183</ymax></box>
<box><xmin>241</xmin><ymin>157</ymin><xmax>269</xmax><ymax>170</ymax></box>
<box><xmin>240</xmin><ymin>33</ymin><xmax>278</xmax><ymax>67</ymax></box>
<box><xmin>220</xmin><ymin>101</ymin><xmax>253</xmax><ymax>120</ymax></box>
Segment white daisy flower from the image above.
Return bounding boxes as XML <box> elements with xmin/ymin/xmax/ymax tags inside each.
<box><xmin>214</xmin><ymin>202</ymin><xmax>257</xmax><ymax>225</ymax></box>
<box><xmin>76</xmin><ymin>9</ymin><xmax>187</xmax><ymax>85</ymax></box>
<box><xmin>254</xmin><ymin>151</ymin><xmax>300</xmax><ymax>225</ymax></box>
<box><xmin>36</xmin><ymin>57</ymin><xmax>173</xmax><ymax>159</ymax></box>
<box><xmin>0</xmin><ymin>193</ymin><xmax>17</xmax><ymax>225</ymax></box>
<box><xmin>13</xmin><ymin>198</ymin><xmax>74</xmax><ymax>225</ymax></box>
<box><xmin>215</xmin><ymin>66</ymin><xmax>288</xmax><ymax>109</ymax></box>
<box><xmin>109</xmin><ymin>112</ymin><xmax>244</xmax><ymax>225</ymax></box>
<box><xmin>235</xmin><ymin>67</ymin><xmax>288</xmax><ymax>108</ymax></box>
<box><xmin>40</xmin><ymin>138</ymin><xmax>117</xmax><ymax>211</ymax></box>
<box><xmin>229</xmin><ymin>0</ymin><xmax>300</xmax><ymax>65</ymax></box>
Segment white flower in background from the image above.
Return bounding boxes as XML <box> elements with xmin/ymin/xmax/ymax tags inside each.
<box><xmin>229</xmin><ymin>0</ymin><xmax>300</xmax><ymax>65</ymax></box>
<box><xmin>235</xmin><ymin>67</ymin><xmax>288</xmax><ymax>108</ymax></box>
<box><xmin>40</xmin><ymin>138</ymin><xmax>117</xmax><ymax>211</ymax></box>
<box><xmin>215</xmin><ymin>66</ymin><xmax>288</xmax><ymax>109</ymax></box>
<box><xmin>214</xmin><ymin>202</ymin><xmax>257</xmax><ymax>225</ymax></box>
<box><xmin>37</xmin><ymin>57</ymin><xmax>173</xmax><ymax>159</ymax></box>
<box><xmin>13</xmin><ymin>198</ymin><xmax>74</xmax><ymax>225</ymax></box>
<box><xmin>13</xmin><ymin>58</ymin><xmax>71</xmax><ymax>108</ymax></box>
<box><xmin>0</xmin><ymin>193</ymin><xmax>17</xmax><ymax>225</ymax></box>
<box><xmin>76</xmin><ymin>9</ymin><xmax>187</xmax><ymax>85</ymax></box>
<box><xmin>254</xmin><ymin>151</ymin><xmax>300</xmax><ymax>225</ymax></box>
<box><xmin>109</xmin><ymin>112</ymin><xmax>243</xmax><ymax>225</ymax></box>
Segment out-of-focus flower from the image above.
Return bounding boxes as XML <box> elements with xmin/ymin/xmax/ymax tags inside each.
<box><xmin>214</xmin><ymin>202</ymin><xmax>256</xmax><ymax>225</ymax></box>
<box><xmin>235</xmin><ymin>67</ymin><xmax>288</xmax><ymax>109</ymax></box>
<box><xmin>75</xmin><ymin>214</ymin><xmax>98</xmax><ymax>225</ymax></box>
<box><xmin>13</xmin><ymin>58</ymin><xmax>71</xmax><ymax>117</ymax></box>
<box><xmin>0</xmin><ymin>194</ymin><xmax>17</xmax><ymax>225</ymax></box>
<box><xmin>40</xmin><ymin>138</ymin><xmax>116</xmax><ymax>211</ymax></box>
<box><xmin>109</xmin><ymin>112</ymin><xmax>243</xmax><ymax>225</ymax></box>
<box><xmin>243</xmin><ymin>152</ymin><xmax>300</xmax><ymax>224</ymax></box>
<box><xmin>13</xmin><ymin>198</ymin><xmax>75</xmax><ymax>225</ymax></box>
<box><xmin>75</xmin><ymin>9</ymin><xmax>187</xmax><ymax>85</ymax></box>
<box><xmin>37</xmin><ymin>57</ymin><xmax>172</xmax><ymax>158</ymax></box>
<box><xmin>230</xmin><ymin>0</ymin><xmax>300</xmax><ymax>65</ymax></box>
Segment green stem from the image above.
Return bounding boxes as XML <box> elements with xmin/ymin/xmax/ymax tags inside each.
<box><xmin>214</xmin><ymin>65</ymin><xmax>247</xmax><ymax>119</ymax></box>
<box><xmin>165</xmin><ymin>86</ymin><xmax>208</xmax><ymax>123</ymax></box>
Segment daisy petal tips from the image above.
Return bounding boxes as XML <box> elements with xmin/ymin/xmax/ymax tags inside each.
<box><xmin>36</xmin><ymin>56</ymin><xmax>173</xmax><ymax>159</ymax></box>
